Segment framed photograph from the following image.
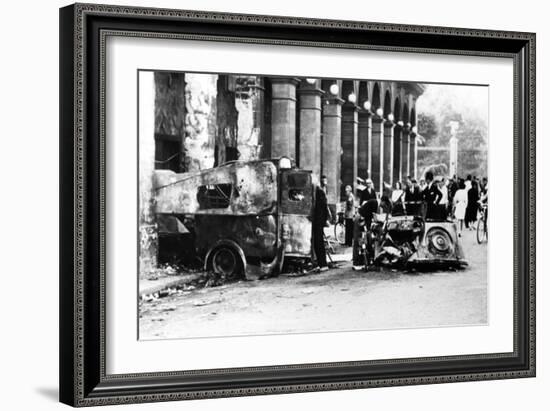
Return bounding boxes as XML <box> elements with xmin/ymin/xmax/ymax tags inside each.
<box><xmin>59</xmin><ymin>3</ymin><xmax>535</xmax><ymax>406</ymax></box>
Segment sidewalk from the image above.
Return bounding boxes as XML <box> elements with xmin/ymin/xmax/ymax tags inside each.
<box><xmin>140</xmin><ymin>273</ymin><xmax>202</xmax><ymax>297</ymax></box>
<box><xmin>139</xmin><ymin>246</ymin><xmax>352</xmax><ymax>297</ymax></box>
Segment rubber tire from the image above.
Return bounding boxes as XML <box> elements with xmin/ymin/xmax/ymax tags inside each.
<box><xmin>210</xmin><ymin>246</ymin><xmax>243</xmax><ymax>280</ymax></box>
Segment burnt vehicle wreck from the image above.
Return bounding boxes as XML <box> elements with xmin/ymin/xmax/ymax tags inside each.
<box><xmin>360</xmin><ymin>202</ymin><xmax>468</xmax><ymax>270</ymax></box>
<box><xmin>154</xmin><ymin>157</ymin><xmax>312</xmax><ymax>280</ymax></box>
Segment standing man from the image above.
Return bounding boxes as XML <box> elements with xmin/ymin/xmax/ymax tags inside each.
<box><xmin>344</xmin><ymin>185</ymin><xmax>355</xmax><ymax>246</ymax></box>
<box><xmin>312</xmin><ymin>182</ymin><xmax>330</xmax><ymax>272</ymax></box>
<box><xmin>320</xmin><ymin>175</ymin><xmax>328</xmax><ymax>194</ymax></box>
<box><xmin>480</xmin><ymin>177</ymin><xmax>488</xmax><ymax>196</ymax></box>
<box><xmin>423</xmin><ymin>171</ymin><xmax>443</xmax><ymax>219</ymax></box>
<box><xmin>405</xmin><ymin>178</ymin><xmax>421</xmax><ymax>215</ymax></box>
<box><xmin>320</xmin><ymin>174</ymin><xmax>333</xmax><ymax>223</ymax></box>
<box><xmin>360</xmin><ymin>178</ymin><xmax>378</xmax><ymax>205</ymax></box>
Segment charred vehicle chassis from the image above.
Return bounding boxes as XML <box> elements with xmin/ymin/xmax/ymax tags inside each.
<box><xmin>360</xmin><ymin>202</ymin><xmax>468</xmax><ymax>270</ymax></box>
<box><xmin>154</xmin><ymin>157</ymin><xmax>312</xmax><ymax>280</ymax></box>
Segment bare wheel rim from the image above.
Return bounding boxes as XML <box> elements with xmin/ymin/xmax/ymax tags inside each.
<box><xmin>212</xmin><ymin>247</ymin><xmax>239</xmax><ymax>279</ymax></box>
<box><xmin>334</xmin><ymin>223</ymin><xmax>346</xmax><ymax>245</ymax></box>
<box><xmin>427</xmin><ymin>228</ymin><xmax>452</xmax><ymax>256</ymax></box>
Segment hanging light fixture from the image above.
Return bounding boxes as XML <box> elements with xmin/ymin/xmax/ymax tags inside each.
<box><xmin>363</xmin><ymin>100</ymin><xmax>371</xmax><ymax>111</ymax></box>
<box><xmin>375</xmin><ymin>107</ymin><xmax>383</xmax><ymax>117</ymax></box>
<box><xmin>387</xmin><ymin>113</ymin><xmax>395</xmax><ymax>122</ymax></box>
<box><xmin>306</xmin><ymin>78</ymin><xmax>317</xmax><ymax>85</ymax></box>
<box><xmin>347</xmin><ymin>93</ymin><xmax>357</xmax><ymax>103</ymax></box>
<box><xmin>329</xmin><ymin>84</ymin><xmax>339</xmax><ymax>96</ymax></box>
<box><xmin>397</xmin><ymin>120</ymin><xmax>404</xmax><ymax>127</ymax></box>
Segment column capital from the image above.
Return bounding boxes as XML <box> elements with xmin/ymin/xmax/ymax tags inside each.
<box><xmin>342</xmin><ymin>101</ymin><xmax>359</xmax><ymax>111</ymax></box>
<box><xmin>269</xmin><ymin>77</ymin><xmax>301</xmax><ymax>86</ymax></box>
<box><xmin>297</xmin><ymin>87</ymin><xmax>325</xmax><ymax>97</ymax></box>
<box><xmin>323</xmin><ymin>96</ymin><xmax>345</xmax><ymax>106</ymax></box>
<box><xmin>372</xmin><ymin>114</ymin><xmax>384</xmax><ymax>124</ymax></box>
<box><xmin>358</xmin><ymin>109</ymin><xmax>373</xmax><ymax>120</ymax></box>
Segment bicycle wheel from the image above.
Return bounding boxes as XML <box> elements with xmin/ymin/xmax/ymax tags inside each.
<box><xmin>476</xmin><ymin>217</ymin><xmax>486</xmax><ymax>244</ymax></box>
<box><xmin>334</xmin><ymin>222</ymin><xmax>346</xmax><ymax>245</ymax></box>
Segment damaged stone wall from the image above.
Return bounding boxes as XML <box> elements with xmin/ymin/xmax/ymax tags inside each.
<box><xmin>184</xmin><ymin>73</ymin><xmax>218</xmax><ymax>172</ymax></box>
<box><xmin>139</xmin><ymin>72</ymin><xmax>159</xmax><ymax>277</ymax></box>
<box><xmin>154</xmin><ymin>73</ymin><xmax>186</xmax><ymax>142</ymax></box>
<box><xmin>215</xmin><ymin>76</ymin><xmax>239</xmax><ymax>165</ymax></box>
<box><xmin>236</xmin><ymin>98</ymin><xmax>260</xmax><ymax>161</ymax></box>
<box><xmin>235</xmin><ymin>76</ymin><xmax>264</xmax><ymax>161</ymax></box>
<box><xmin>140</xmin><ymin>72</ymin><xmax>189</xmax><ymax>277</ymax></box>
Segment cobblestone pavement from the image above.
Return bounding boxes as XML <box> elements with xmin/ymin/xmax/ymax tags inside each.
<box><xmin>139</xmin><ymin>228</ymin><xmax>487</xmax><ymax>340</ymax></box>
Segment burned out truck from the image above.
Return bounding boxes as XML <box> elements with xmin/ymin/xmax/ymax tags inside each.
<box><xmin>154</xmin><ymin>157</ymin><xmax>312</xmax><ymax>280</ymax></box>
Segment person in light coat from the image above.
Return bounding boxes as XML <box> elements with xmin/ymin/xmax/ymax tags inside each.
<box><xmin>453</xmin><ymin>179</ymin><xmax>468</xmax><ymax>236</ymax></box>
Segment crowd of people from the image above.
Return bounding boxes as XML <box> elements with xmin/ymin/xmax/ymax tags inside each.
<box><xmin>354</xmin><ymin>173</ymin><xmax>488</xmax><ymax>233</ymax></box>
<box><xmin>311</xmin><ymin>172</ymin><xmax>488</xmax><ymax>272</ymax></box>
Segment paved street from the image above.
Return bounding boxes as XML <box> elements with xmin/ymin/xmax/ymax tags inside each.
<box><xmin>139</xmin><ymin>228</ymin><xmax>487</xmax><ymax>340</ymax></box>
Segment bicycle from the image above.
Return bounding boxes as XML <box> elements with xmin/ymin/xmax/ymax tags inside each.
<box><xmin>476</xmin><ymin>203</ymin><xmax>488</xmax><ymax>244</ymax></box>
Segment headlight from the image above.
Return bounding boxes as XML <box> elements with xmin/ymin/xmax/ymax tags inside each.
<box><xmin>279</xmin><ymin>157</ymin><xmax>292</xmax><ymax>169</ymax></box>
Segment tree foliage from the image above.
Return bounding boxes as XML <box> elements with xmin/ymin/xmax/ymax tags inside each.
<box><xmin>417</xmin><ymin>97</ymin><xmax>488</xmax><ymax>179</ymax></box>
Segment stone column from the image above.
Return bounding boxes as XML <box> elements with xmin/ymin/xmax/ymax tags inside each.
<box><xmin>383</xmin><ymin>120</ymin><xmax>394</xmax><ymax>190</ymax></box>
<box><xmin>357</xmin><ymin>111</ymin><xmax>372</xmax><ymax>182</ymax></box>
<box><xmin>183</xmin><ymin>73</ymin><xmax>218</xmax><ymax>172</ymax></box>
<box><xmin>235</xmin><ymin>76</ymin><xmax>265</xmax><ymax>161</ymax></box>
<box><xmin>393</xmin><ymin>124</ymin><xmax>402</xmax><ymax>184</ymax></box>
<box><xmin>410</xmin><ymin>133</ymin><xmax>417</xmax><ymax>179</ymax></box>
<box><xmin>251</xmin><ymin>78</ymin><xmax>266</xmax><ymax>142</ymax></box>
<box><xmin>340</xmin><ymin>102</ymin><xmax>359</xmax><ymax>199</ymax></box>
<box><xmin>298</xmin><ymin>84</ymin><xmax>323</xmax><ymax>179</ymax></box>
<box><xmin>401</xmin><ymin>126</ymin><xmax>410</xmax><ymax>180</ymax></box>
<box><xmin>270</xmin><ymin>77</ymin><xmax>299</xmax><ymax>159</ymax></box>
<box><xmin>322</xmin><ymin>96</ymin><xmax>344</xmax><ymax>207</ymax></box>
<box><xmin>371</xmin><ymin>115</ymin><xmax>384</xmax><ymax>194</ymax></box>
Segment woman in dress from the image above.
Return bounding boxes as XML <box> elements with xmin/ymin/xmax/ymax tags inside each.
<box><xmin>465</xmin><ymin>180</ymin><xmax>480</xmax><ymax>229</ymax></box>
<box><xmin>453</xmin><ymin>180</ymin><xmax>468</xmax><ymax>236</ymax></box>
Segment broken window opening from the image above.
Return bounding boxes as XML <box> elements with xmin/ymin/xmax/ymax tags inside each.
<box><xmin>197</xmin><ymin>184</ymin><xmax>232</xmax><ymax>209</ymax></box>
<box><xmin>288</xmin><ymin>189</ymin><xmax>305</xmax><ymax>202</ymax></box>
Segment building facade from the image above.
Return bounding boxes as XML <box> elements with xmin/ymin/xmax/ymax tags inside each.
<box><xmin>139</xmin><ymin>72</ymin><xmax>424</xmax><ymax>273</ymax></box>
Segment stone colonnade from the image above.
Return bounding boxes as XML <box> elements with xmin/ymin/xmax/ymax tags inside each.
<box><xmin>152</xmin><ymin>74</ymin><xmax>424</xmax><ymax>208</ymax></box>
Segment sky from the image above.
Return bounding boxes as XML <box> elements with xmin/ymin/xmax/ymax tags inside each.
<box><xmin>416</xmin><ymin>83</ymin><xmax>489</xmax><ymax>123</ymax></box>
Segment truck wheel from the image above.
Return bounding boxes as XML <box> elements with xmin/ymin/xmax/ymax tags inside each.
<box><xmin>210</xmin><ymin>246</ymin><xmax>243</xmax><ymax>280</ymax></box>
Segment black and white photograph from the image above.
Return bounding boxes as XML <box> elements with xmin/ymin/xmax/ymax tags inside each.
<box><xmin>138</xmin><ymin>72</ymin><xmax>489</xmax><ymax>340</ymax></box>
